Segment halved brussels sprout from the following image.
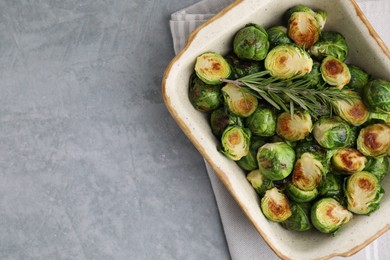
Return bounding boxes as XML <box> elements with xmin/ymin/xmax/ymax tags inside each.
<box><xmin>313</xmin><ymin>117</ymin><xmax>354</xmax><ymax>149</ymax></box>
<box><xmin>318</xmin><ymin>172</ymin><xmax>344</xmax><ymax>198</ymax></box>
<box><xmin>247</xmin><ymin>169</ymin><xmax>273</xmax><ymax>195</ymax></box>
<box><xmin>219</xmin><ymin>125</ymin><xmax>251</xmax><ymax>161</ymax></box>
<box><xmin>261</xmin><ymin>187</ymin><xmax>292</xmax><ymax>222</ymax></box>
<box><xmin>311</xmin><ymin>198</ymin><xmax>352</xmax><ymax>234</ymax></box>
<box><xmin>257</xmin><ymin>142</ymin><xmax>295</xmax><ymax>181</ymax></box>
<box><xmin>281</xmin><ymin>202</ymin><xmax>312</xmax><ymax>232</ymax></box>
<box><xmin>310</xmin><ymin>31</ymin><xmax>348</xmax><ymax>61</ymax></box>
<box><xmin>363</xmin><ymin>79</ymin><xmax>390</xmax><ymax>114</ymax></box>
<box><xmin>233</xmin><ymin>23</ymin><xmax>270</xmax><ymax>61</ymax></box>
<box><xmin>246</xmin><ymin>107</ymin><xmax>276</xmax><ymax>137</ymax></box>
<box><xmin>264</xmin><ymin>44</ymin><xmax>313</xmax><ymax>79</ymax></box>
<box><xmin>188</xmin><ymin>74</ymin><xmax>222</xmax><ymax>112</ymax></box>
<box><xmin>357</xmin><ymin>123</ymin><xmax>390</xmax><ymax>157</ymax></box>
<box><xmin>332</xmin><ymin>148</ymin><xmax>367</xmax><ymax>174</ymax></box>
<box><xmin>224</xmin><ymin>53</ymin><xmax>263</xmax><ymax>79</ymax></box>
<box><xmin>333</xmin><ymin>90</ymin><xmax>369</xmax><ymax>126</ymax></box>
<box><xmin>237</xmin><ymin>136</ymin><xmax>266</xmax><ymax>171</ymax></box>
<box><xmin>285</xmin><ymin>182</ymin><xmax>318</xmax><ymax>203</ymax></box>
<box><xmin>266</xmin><ymin>26</ymin><xmax>292</xmax><ymax>48</ymax></box>
<box><xmin>276</xmin><ymin>111</ymin><xmax>313</xmax><ymax>141</ymax></box>
<box><xmin>320</xmin><ymin>56</ymin><xmax>351</xmax><ymax>89</ymax></box>
<box><xmin>210</xmin><ymin>108</ymin><xmax>243</xmax><ymax>138</ymax></box>
<box><xmin>221</xmin><ymin>83</ymin><xmax>258</xmax><ymax>117</ymax></box>
<box><xmin>345</xmin><ymin>171</ymin><xmax>384</xmax><ymax>215</ymax></box>
<box><xmin>287</xmin><ymin>10</ymin><xmax>320</xmax><ymax>49</ymax></box>
<box><xmin>291</xmin><ymin>153</ymin><xmax>323</xmax><ymax>191</ymax></box>
<box><xmin>364</xmin><ymin>157</ymin><xmax>389</xmax><ymax>181</ymax></box>
<box><xmin>195</xmin><ymin>52</ymin><xmax>231</xmax><ymax>85</ymax></box>
<box><xmin>345</xmin><ymin>65</ymin><xmax>370</xmax><ymax>94</ymax></box>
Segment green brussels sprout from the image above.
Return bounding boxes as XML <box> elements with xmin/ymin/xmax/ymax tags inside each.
<box><xmin>195</xmin><ymin>52</ymin><xmax>231</xmax><ymax>85</ymax></box>
<box><xmin>291</xmin><ymin>153</ymin><xmax>324</xmax><ymax>191</ymax></box>
<box><xmin>333</xmin><ymin>90</ymin><xmax>369</xmax><ymax>126</ymax></box>
<box><xmin>221</xmin><ymin>83</ymin><xmax>258</xmax><ymax>117</ymax></box>
<box><xmin>266</xmin><ymin>26</ymin><xmax>292</xmax><ymax>48</ymax></box>
<box><xmin>368</xmin><ymin>112</ymin><xmax>390</xmax><ymax>123</ymax></box>
<box><xmin>301</xmin><ymin>61</ymin><xmax>323</xmax><ymax>87</ymax></box>
<box><xmin>345</xmin><ymin>171</ymin><xmax>384</xmax><ymax>215</ymax></box>
<box><xmin>313</xmin><ymin>117</ymin><xmax>354</xmax><ymax>149</ymax></box>
<box><xmin>257</xmin><ymin>142</ymin><xmax>296</xmax><ymax>181</ymax></box>
<box><xmin>281</xmin><ymin>202</ymin><xmax>312</xmax><ymax>232</ymax></box>
<box><xmin>219</xmin><ymin>125</ymin><xmax>251</xmax><ymax>161</ymax></box>
<box><xmin>285</xmin><ymin>182</ymin><xmax>318</xmax><ymax>203</ymax></box>
<box><xmin>364</xmin><ymin>157</ymin><xmax>389</xmax><ymax>181</ymax></box>
<box><xmin>310</xmin><ymin>31</ymin><xmax>348</xmax><ymax>61</ymax></box>
<box><xmin>357</xmin><ymin>123</ymin><xmax>390</xmax><ymax>157</ymax></box>
<box><xmin>224</xmin><ymin>53</ymin><xmax>263</xmax><ymax>79</ymax></box>
<box><xmin>210</xmin><ymin>108</ymin><xmax>243</xmax><ymax>138</ymax></box>
<box><xmin>332</xmin><ymin>148</ymin><xmax>367</xmax><ymax>174</ymax></box>
<box><xmin>320</xmin><ymin>56</ymin><xmax>351</xmax><ymax>89</ymax></box>
<box><xmin>264</xmin><ymin>44</ymin><xmax>313</xmax><ymax>79</ymax></box>
<box><xmin>311</xmin><ymin>198</ymin><xmax>353</xmax><ymax>233</ymax></box>
<box><xmin>188</xmin><ymin>74</ymin><xmax>222</xmax><ymax>112</ymax></box>
<box><xmin>246</xmin><ymin>169</ymin><xmax>273</xmax><ymax>195</ymax></box>
<box><xmin>318</xmin><ymin>172</ymin><xmax>344</xmax><ymax>198</ymax></box>
<box><xmin>233</xmin><ymin>23</ymin><xmax>270</xmax><ymax>61</ymax></box>
<box><xmin>237</xmin><ymin>136</ymin><xmax>267</xmax><ymax>171</ymax></box>
<box><xmin>363</xmin><ymin>79</ymin><xmax>390</xmax><ymax>114</ymax></box>
<box><xmin>276</xmin><ymin>111</ymin><xmax>313</xmax><ymax>141</ymax></box>
<box><xmin>261</xmin><ymin>187</ymin><xmax>292</xmax><ymax>222</ymax></box>
<box><xmin>295</xmin><ymin>141</ymin><xmax>327</xmax><ymax>161</ymax></box>
<box><xmin>246</xmin><ymin>107</ymin><xmax>276</xmax><ymax>137</ymax></box>
<box><xmin>345</xmin><ymin>65</ymin><xmax>370</xmax><ymax>94</ymax></box>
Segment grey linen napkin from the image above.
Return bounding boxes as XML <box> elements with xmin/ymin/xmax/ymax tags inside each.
<box><xmin>169</xmin><ymin>1</ymin><xmax>390</xmax><ymax>259</ymax></box>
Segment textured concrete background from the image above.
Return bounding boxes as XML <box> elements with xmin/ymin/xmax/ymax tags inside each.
<box><xmin>0</xmin><ymin>1</ymin><xmax>229</xmax><ymax>259</ymax></box>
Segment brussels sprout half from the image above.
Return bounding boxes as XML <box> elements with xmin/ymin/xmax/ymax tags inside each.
<box><xmin>276</xmin><ymin>111</ymin><xmax>313</xmax><ymax>141</ymax></box>
<box><xmin>247</xmin><ymin>169</ymin><xmax>273</xmax><ymax>195</ymax></box>
<box><xmin>265</xmin><ymin>44</ymin><xmax>313</xmax><ymax>79</ymax></box>
<box><xmin>261</xmin><ymin>187</ymin><xmax>292</xmax><ymax>222</ymax></box>
<box><xmin>195</xmin><ymin>52</ymin><xmax>231</xmax><ymax>85</ymax></box>
<box><xmin>210</xmin><ymin>108</ymin><xmax>243</xmax><ymax>138</ymax></box>
<box><xmin>313</xmin><ymin>117</ymin><xmax>354</xmax><ymax>149</ymax></box>
<box><xmin>285</xmin><ymin>182</ymin><xmax>318</xmax><ymax>203</ymax></box>
<box><xmin>237</xmin><ymin>136</ymin><xmax>267</xmax><ymax>171</ymax></box>
<box><xmin>318</xmin><ymin>172</ymin><xmax>344</xmax><ymax>198</ymax></box>
<box><xmin>287</xmin><ymin>11</ymin><xmax>321</xmax><ymax>49</ymax></box>
<box><xmin>221</xmin><ymin>83</ymin><xmax>258</xmax><ymax>117</ymax></box>
<box><xmin>246</xmin><ymin>107</ymin><xmax>276</xmax><ymax>137</ymax></box>
<box><xmin>219</xmin><ymin>125</ymin><xmax>251</xmax><ymax>161</ymax></box>
<box><xmin>266</xmin><ymin>26</ymin><xmax>292</xmax><ymax>48</ymax></box>
<box><xmin>281</xmin><ymin>202</ymin><xmax>312</xmax><ymax>232</ymax></box>
<box><xmin>188</xmin><ymin>74</ymin><xmax>222</xmax><ymax>112</ymax></box>
<box><xmin>357</xmin><ymin>123</ymin><xmax>390</xmax><ymax>157</ymax></box>
<box><xmin>310</xmin><ymin>31</ymin><xmax>348</xmax><ymax>61</ymax></box>
<box><xmin>333</xmin><ymin>90</ymin><xmax>369</xmax><ymax>126</ymax></box>
<box><xmin>364</xmin><ymin>157</ymin><xmax>389</xmax><ymax>181</ymax></box>
<box><xmin>233</xmin><ymin>23</ymin><xmax>270</xmax><ymax>61</ymax></box>
<box><xmin>345</xmin><ymin>171</ymin><xmax>384</xmax><ymax>215</ymax></box>
<box><xmin>311</xmin><ymin>198</ymin><xmax>353</xmax><ymax>234</ymax></box>
<box><xmin>332</xmin><ymin>148</ymin><xmax>367</xmax><ymax>174</ymax></box>
<box><xmin>224</xmin><ymin>53</ymin><xmax>263</xmax><ymax>79</ymax></box>
<box><xmin>345</xmin><ymin>65</ymin><xmax>370</xmax><ymax>94</ymax></box>
<box><xmin>291</xmin><ymin>153</ymin><xmax>324</xmax><ymax>191</ymax></box>
<box><xmin>257</xmin><ymin>142</ymin><xmax>296</xmax><ymax>181</ymax></box>
<box><xmin>363</xmin><ymin>79</ymin><xmax>390</xmax><ymax>114</ymax></box>
<box><xmin>320</xmin><ymin>56</ymin><xmax>351</xmax><ymax>89</ymax></box>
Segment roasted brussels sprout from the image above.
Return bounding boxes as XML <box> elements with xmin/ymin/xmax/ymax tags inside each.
<box><xmin>246</xmin><ymin>107</ymin><xmax>276</xmax><ymax>137</ymax></box>
<box><xmin>295</xmin><ymin>141</ymin><xmax>327</xmax><ymax>162</ymax></box>
<box><xmin>333</xmin><ymin>90</ymin><xmax>369</xmax><ymax>126</ymax></box>
<box><xmin>246</xmin><ymin>169</ymin><xmax>273</xmax><ymax>195</ymax></box>
<box><xmin>224</xmin><ymin>53</ymin><xmax>263</xmax><ymax>79</ymax></box>
<box><xmin>345</xmin><ymin>171</ymin><xmax>384</xmax><ymax>215</ymax></box>
<box><xmin>332</xmin><ymin>148</ymin><xmax>367</xmax><ymax>174</ymax></box>
<box><xmin>311</xmin><ymin>198</ymin><xmax>352</xmax><ymax>233</ymax></box>
<box><xmin>219</xmin><ymin>125</ymin><xmax>251</xmax><ymax>161</ymax></box>
<box><xmin>363</xmin><ymin>79</ymin><xmax>390</xmax><ymax>114</ymax></box>
<box><xmin>364</xmin><ymin>157</ymin><xmax>389</xmax><ymax>181</ymax></box>
<box><xmin>195</xmin><ymin>52</ymin><xmax>231</xmax><ymax>85</ymax></box>
<box><xmin>313</xmin><ymin>117</ymin><xmax>354</xmax><ymax>149</ymax></box>
<box><xmin>320</xmin><ymin>56</ymin><xmax>351</xmax><ymax>89</ymax></box>
<box><xmin>310</xmin><ymin>31</ymin><xmax>348</xmax><ymax>61</ymax></box>
<box><xmin>301</xmin><ymin>61</ymin><xmax>322</xmax><ymax>87</ymax></box>
<box><xmin>318</xmin><ymin>172</ymin><xmax>344</xmax><ymax>198</ymax></box>
<box><xmin>264</xmin><ymin>44</ymin><xmax>313</xmax><ymax>79</ymax></box>
<box><xmin>285</xmin><ymin>182</ymin><xmax>318</xmax><ymax>203</ymax></box>
<box><xmin>221</xmin><ymin>83</ymin><xmax>258</xmax><ymax>117</ymax></box>
<box><xmin>266</xmin><ymin>26</ymin><xmax>292</xmax><ymax>48</ymax></box>
<box><xmin>210</xmin><ymin>108</ymin><xmax>243</xmax><ymax>138</ymax></box>
<box><xmin>345</xmin><ymin>65</ymin><xmax>370</xmax><ymax>94</ymax></box>
<box><xmin>233</xmin><ymin>23</ymin><xmax>270</xmax><ymax>61</ymax></box>
<box><xmin>291</xmin><ymin>153</ymin><xmax>324</xmax><ymax>191</ymax></box>
<box><xmin>281</xmin><ymin>202</ymin><xmax>312</xmax><ymax>232</ymax></box>
<box><xmin>257</xmin><ymin>142</ymin><xmax>295</xmax><ymax>181</ymax></box>
<box><xmin>237</xmin><ymin>136</ymin><xmax>266</xmax><ymax>171</ymax></box>
<box><xmin>357</xmin><ymin>123</ymin><xmax>390</xmax><ymax>157</ymax></box>
<box><xmin>276</xmin><ymin>111</ymin><xmax>313</xmax><ymax>141</ymax></box>
<box><xmin>261</xmin><ymin>187</ymin><xmax>292</xmax><ymax>222</ymax></box>
<box><xmin>188</xmin><ymin>74</ymin><xmax>222</xmax><ymax>112</ymax></box>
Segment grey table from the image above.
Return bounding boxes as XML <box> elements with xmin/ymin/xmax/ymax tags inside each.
<box><xmin>0</xmin><ymin>1</ymin><xmax>230</xmax><ymax>259</ymax></box>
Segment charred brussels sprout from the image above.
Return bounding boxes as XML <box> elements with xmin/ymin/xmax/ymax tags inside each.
<box><xmin>188</xmin><ymin>74</ymin><xmax>222</xmax><ymax>112</ymax></box>
<box><xmin>345</xmin><ymin>171</ymin><xmax>384</xmax><ymax>215</ymax></box>
<box><xmin>357</xmin><ymin>123</ymin><xmax>390</xmax><ymax>157</ymax></box>
<box><xmin>310</xmin><ymin>31</ymin><xmax>348</xmax><ymax>61</ymax></box>
<box><xmin>247</xmin><ymin>169</ymin><xmax>273</xmax><ymax>195</ymax></box>
<box><xmin>285</xmin><ymin>182</ymin><xmax>318</xmax><ymax>203</ymax></box>
<box><xmin>281</xmin><ymin>202</ymin><xmax>312</xmax><ymax>232</ymax></box>
<box><xmin>333</xmin><ymin>90</ymin><xmax>369</xmax><ymax>126</ymax></box>
<box><xmin>311</xmin><ymin>198</ymin><xmax>352</xmax><ymax>233</ymax></box>
<box><xmin>332</xmin><ymin>148</ymin><xmax>367</xmax><ymax>174</ymax></box>
<box><xmin>318</xmin><ymin>172</ymin><xmax>344</xmax><ymax>198</ymax></box>
<box><xmin>345</xmin><ymin>65</ymin><xmax>370</xmax><ymax>94</ymax></box>
<box><xmin>291</xmin><ymin>153</ymin><xmax>324</xmax><ymax>191</ymax></box>
<box><xmin>261</xmin><ymin>187</ymin><xmax>292</xmax><ymax>222</ymax></box>
<box><xmin>233</xmin><ymin>23</ymin><xmax>270</xmax><ymax>61</ymax></box>
<box><xmin>265</xmin><ymin>44</ymin><xmax>313</xmax><ymax>79</ymax></box>
<box><xmin>210</xmin><ymin>108</ymin><xmax>243</xmax><ymax>138</ymax></box>
<box><xmin>364</xmin><ymin>157</ymin><xmax>389</xmax><ymax>181</ymax></box>
<box><xmin>313</xmin><ymin>117</ymin><xmax>354</xmax><ymax>149</ymax></box>
<box><xmin>363</xmin><ymin>79</ymin><xmax>390</xmax><ymax>114</ymax></box>
<box><xmin>237</xmin><ymin>136</ymin><xmax>266</xmax><ymax>171</ymax></box>
<box><xmin>257</xmin><ymin>142</ymin><xmax>295</xmax><ymax>181</ymax></box>
<box><xmin>195</xmin><ymin>52</ymin><xmax>231</xmax><ymax>85</ymax></box>
<box><xmin>221</xmin><ymin>83</ymin><xmax>258</xmax><ymax>117</ymax></box>
<box><xmin>246</xmin><ymin>107</ymin><xmax>276</xmax><ymax>137</ymax></box>
<box><xmin>266</xmin><ymin>26</ymin><xmax>292</xmax><ymax>48</ymax></box>
<box><xmin>219</xmin><ymin>126</ymin><xmax>251</xmax><ymax>161</ymax></box>
<box><xmin>320</xmin><ymin>56</ymin><xmax>351</xmax><ymax>89</ymax></box>
<box><xmin>276</xmin><ymin>111</ymin><xmax>313</xmax><ymax>141</ymax></box>
<box><xmin>224</xmin><ymin>53</ymin><xmax>263</xmax><ymax>79</ymax></box>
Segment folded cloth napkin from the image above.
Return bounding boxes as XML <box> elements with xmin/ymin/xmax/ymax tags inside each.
<box><xmin>170</xmin><ymin>1</ymin><xmax>390</xmax><ymax>259</ymax></box>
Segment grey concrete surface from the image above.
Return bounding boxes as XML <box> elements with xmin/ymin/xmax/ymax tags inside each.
<box><xmin>0</xmin><ymin>1</ymin><xmax>230</xmax><ymax>259</ymax></box>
